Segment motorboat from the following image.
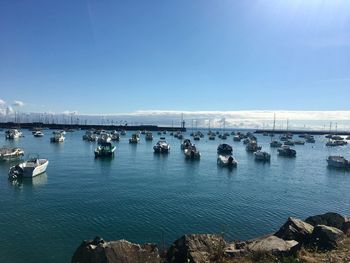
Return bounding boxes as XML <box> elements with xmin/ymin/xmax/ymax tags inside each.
<box><xmin>294</xmin><ymin>140</ymin><xmax>305</xmax><ymax>145</ymax></box>
<box><xmin>50</xmin><ymin>132</ymin><xmax>65</xmax><ymax>143</ymax></box>
<box><xmin>246</xmin><ymin>141</ymin><xmax>262</xmax><ymax>152</ymax></box>
<box><xmin>184</xmin><ymin>145</ymin><xmax>200</xmax><ymax>159</ymax></box>
<box><xmin>243</xmin><ymin>138</ymin><xmax>250</xmax><ymax>144</ymax></box>
<box><xmin>181</xmin><ymin>139</ymin><xmax>192</xmax><ymax>150</ymax></box>
<box><xmin>94</xmin><ymin>142</ymin><xmax>116</xmax><ymax>158</ymax></box>
<box><xmin>120</xmin><ymin>130</ymin><xmax>126</xmax><ymax>136</ymax></box>
<box><xmin>8</xmin><ymin>155</ymin><xmax>49</xmax><ymax>180</ymax></box>
<box><xmin>278</xmin><ymin>146</ymin><xmax>296</xmax><ymax>157</ymax></box>
<box><xmin>217</xmin><ymin>155</ymin><xmax>237</xmax><ymax>167</ymax></box>
<box><xmin>254</xmin><ymin>151</ymin><xmax>271</xmax><ymax>161</ymax></box>
<box><xmin>145</xmin><ymin>132</ymin><xmax>153</xmax><ymax>141</ymax></box>
<box><xmin>193</xmin><ymin>135</ymin><xmax>200</xmax><ymax>141</ymax></box>
<box><xmin>270</xmin><ymin>140</ymin><xmax>282</xmax><ymax>148</ymax></box>
<box><xmin>33</xmin><ymin>131</ymin><xmax>44</xmax><ymax>137</ymax></box>
<box><xmin>305</xmin><ymin>136</ymin><xmax>315</xmax><ymax>143</ymax></box>
<box><xmin>129</xmin><ymin>134</ymin><xmax>140</xmax><ymax>143</ymax></box>
<box><xmin>177</xmin><ymin>134</ymin><xmax>183</xmax><ymax>140</ymax></box>
<box><xmin>153</xmin><ymin>140</ymin><xmax>170</xmax><ymax>153</ymax></box>
<box><xmin>209</xmin><ymin>134</ymin><xmax>216</xmax><ymax>140</ymax></box>
<box><xmin>0</xmin><ymin>147</ymin><xmax>24</xmax><ymax>161</ymax></box>
<box><xmin>327</xmin><ymin>156</ymin><xmax>350</xmax><ymax>168</ymax></box>
<box><xmin>5</xmin><ymin>129</ymin><xmax>22</xmax><ymax>140</ymax></box>
<box><xmin>217</xmin><ymin>144</ymin><xmax>233</xmax><ymax>155</ymax></box>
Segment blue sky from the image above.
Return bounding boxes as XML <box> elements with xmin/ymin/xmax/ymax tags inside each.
<box><xmin>0</xmin><ymin>0</ymin><xmax>350</xmax><ymax>115</ymax></box>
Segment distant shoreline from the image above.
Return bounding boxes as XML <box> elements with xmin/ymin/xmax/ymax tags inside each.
<box><xmin>1</xmin><ymin>121</ymin><xmax>350</xmax><ymax>135</ymax></box>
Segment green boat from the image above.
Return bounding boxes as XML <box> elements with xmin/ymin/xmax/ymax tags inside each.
<box><xmin>94</xmin><ymin>142</ymin><xmax>116</xmax><ymax>158</ymax></box>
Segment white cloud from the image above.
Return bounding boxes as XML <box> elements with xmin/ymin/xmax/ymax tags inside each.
<box><xmin>6</xmin><ymin>106</ymin><xmax>14</xmax><ymax>115</ymax></box>
<box><xmin>0</xmin><ymin>99</ymin><xmax>5</xmax><ymax>106</ymax></box>
<box><xmin>13</xmin><ymin>100</ymin><xmax>24</xmax><ymax>107</ymax></box>
<box><xmin>62</xmin><ymin>110</ymin><xmax>78</xmax><ymax>115</ymax></box>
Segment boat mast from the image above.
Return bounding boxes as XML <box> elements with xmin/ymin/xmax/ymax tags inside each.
<box><xmin>271</xmin><ymin>113</ymin><xmax>276</xmax><ymax>141</ymax></box>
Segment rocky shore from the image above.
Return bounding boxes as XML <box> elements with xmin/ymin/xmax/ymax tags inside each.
<box><xmin>71</xmin><ymin>212</ymin><xmax>350</xmax><ymax>263</ymax></box>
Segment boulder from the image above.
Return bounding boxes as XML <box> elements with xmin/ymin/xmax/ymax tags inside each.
<box><xmin>167</xmin><ymin>234</ymin><xmax>226</xmax><ymax>263</ymax></box>
<box><xmin>275</xmin><ymin>217</ymin><xmax>314</xmax><ymax>243</ymax></box>
<box><xmin>305</xmin><ymin>212</ymin><xmax>346</xmax><ymax>231</ymax></box>
<box><xmin>246</xmin><ymin>235</ymin><xmax>299</xmax><ymax>255</ymax></box>
<box><xmin>342</xmin><ymin>220</ymin><xmax>350</xmax><ymax>236</ymax></box>
<box><xmin>309</xmin><ymin>225</ymin><xmax>345</xmax><ymax>250</ymax></box>
<box><xmin>71</xmin><ymin>237</ymin><xmax>161</xmax><ymax>263</ymax></box>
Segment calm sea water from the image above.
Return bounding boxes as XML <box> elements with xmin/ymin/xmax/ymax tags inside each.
<box><xmin>0</xmin><ymin>129</ymin><xmax>349</xmax><ymax>262</ymax></box>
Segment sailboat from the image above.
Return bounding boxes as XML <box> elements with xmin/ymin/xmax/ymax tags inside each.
<box><xmin>270</xmin><ymin>113</ymin><xmax>282</xmax><ymax>147</ymax></box>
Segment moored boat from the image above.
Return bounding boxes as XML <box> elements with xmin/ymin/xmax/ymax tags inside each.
<box><xmin>50</xmin><ymin>132</ymin><xmax>65</xmax><ymax>143</ymax></box>
<box><xmin>184</xmin><ymin>145</ymin><xmax>200</xmax><ymax>159</ymax></box>
<box><xmin>246</xmin><ymin>141</ymin><xmax>262</xmax><ymax>152</ymax></box>
<box><xmin>0</xmin><ymin>147</ymin><xmax>24</xmax><ymax>161</ymax></box>
<box><xmin>8</xmin><ymin>154</ymin><xmax>49</xmax><ymax>180</ymax></box>
<box><xmin>277</xmin><ymin>146</ymin><xmax>296</xmax><ymax>157</ymax></box>
<box><xmin>217</xmin><ymin>144</ymin><xmax>233</xmax><ymax>155</ymax></box>
<box><xmin>94</xmin><ymin>142</ymin><xmax>116</xmax><ymax>158</ymax></box>
<box><xmin>327</xmin><ymin>156</ymin><xmax>350</xmax><ymax>169</ymax></box>
<box><xmin>217</xmin><ymin>155</ymin><xmax>237</xmax><ymax>167</ymax></box>
<box><xmin>153</xmin><ymin>140</ymin><xmax>170</xmax><ymax>153</ymax></box>
<box><xmin>270</xmin><ymin>140</ymin><xmax>282</xmax><ymax>148</ymax></box>
<box><xmin>33</xmin><ymin>131</ymin><xmax>44</xmax><ymax>137</ymax></box>
<box><xmin>145</xmin><ymin>132</ymin><xmax>153</xmax><ymax>141</ymax></box>
<box><xmin>5</xmin><ymin>129</ymin><xmax>22</xmax><ymax>140</ymax></box>
<box><xmin>254</xmin><ymin>151</ymin><xmax>271</xmax><ymax>161</ymax></box>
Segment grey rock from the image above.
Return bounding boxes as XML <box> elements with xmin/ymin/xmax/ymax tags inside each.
<box><xmin>310</xmin><ymin>225</ymin><xmax>345</xmax><ymax>250</ymax></box>
<box><xmin>71</xmin><ymin>237</ymin><xmax>161</xmax><ymax>263</ymax></box>
<box><xmin>167</xmin><ymin>234</ymin><xmax>226</xmax><ymax>263</ymax></box>
<box><xmin>246</xmin><ymin>235</ymin><xmax>299</xmax><ymax>255</ymax></box>
<box><xmin>275</xmin><ymin>217</ymin><xmax>314</xmax><ymax>243</ymax></box>
<box><xmin>305</xmin><ymin>212</ymin><xmax>346</xmax><ymax>231</ymax></box>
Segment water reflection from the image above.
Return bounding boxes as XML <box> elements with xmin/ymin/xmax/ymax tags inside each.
<box><xmin>10</xmin><ymin>172</ymin><xmax>48</xmax><ymax>188</ymax></box>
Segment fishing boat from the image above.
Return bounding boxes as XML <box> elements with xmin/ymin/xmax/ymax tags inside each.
<box><xmin>217</xmin><ymin>144</ymin><xmax>233</xmax><ymax>155</ymax></box>
<box><xmin>145</xmin><ymin>132</ymin><xmax>153</xmax><ymax>141</ymax></box>
<box><xmin>327</xmin><ymin>156</ymin><xmax>350</xmax><ymax>169</ymax></box>
<box><xmin>33</xmin><ymin>131</ymin><xmax>44</xmax><ymax>137</ymax></box>
<box><xmin>184</xmin><ymin>145</ymin><xmax>200</xmax><ymax>159</ymax></box>
<box><xmin>5</xmin><ymin>129</ymin><xmax>22</xmax><ymax>139</ymax></box>
<box><xmin>153</xmin><ymin>140</ymin><xmax>170</xmax><ymax>153</ymax></box>
<box><xmin>246</xmin><ymin>141</ymin><xmax>262</xmax><ymax>152</ymax></box>
<box><xmin>0</xmin><ymin>147</ymin><xmax>24</xmax><ymax>161</ymax></box>
<box><xmin>129</xmin><ymin>134</ymin><xmax>140</xmax><ymax>143</ymax></box>
<box><xmin>181</xmin><ymin>139</ymin><xmax>192</xmax><ymax>150</ymax></box>
<box><xmin>254</xmin><ymin>151</ymin><xmax>271</xmax><ymax>161</ymax></box>
<box><xmin>217</xmin><ymin>155</ymin><xmax>237</xmax><ymax>167</ymax></box>
<box><xmin>8</xmin><ymin>154</ymin><xmax>49</xmax><ymax>180</ymax></box>
<box><xmin>277</xmin><ymin>146</ymin><xmax>296</xmax><ymax>157</ymax></box>
<box><xmin>94</xmin><ymin>142</ymin><xmax>116</xmax><ymax>158</ymax></box>
<box><xmin>50</xmin><ymin>132</ymin><xmax>65</xmax><ymax>143</ymax></box>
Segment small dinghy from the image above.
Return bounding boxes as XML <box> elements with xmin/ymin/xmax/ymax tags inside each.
<box><xmin>184</xmin><ymin>145</ymin><xmax>201</xmax><ymax>159</ymax></box>
<box><xmin>0</xmin><ymin>147</ymin><xmax>24</xmax><ymax>161</ymax></box>
<box><xmin>33</xmin><ymin>131</ymin><xmax>44</xmax><ymax>137</ymax></box>
<box><xmin>217</xmin><ymin>155</ymin><xmax>237</xmax><ymax>167</ymax></box>
<box><xmin>8</xmin><ymin>154</ymin><xmax>49</xmax><ymax>180</ymax></box>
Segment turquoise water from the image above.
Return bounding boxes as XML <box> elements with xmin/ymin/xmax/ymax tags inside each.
<box><xmin>0</xmin><ymin>129</ymin><xmax>350</xmax><ymax>262</ymax></box>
